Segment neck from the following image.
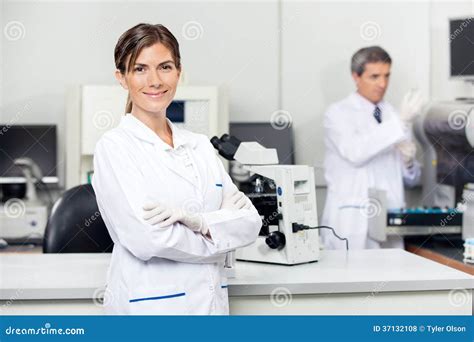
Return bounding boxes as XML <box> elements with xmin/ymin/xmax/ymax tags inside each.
<box><xmin>356</xmin><ymin>90</ymin><xmax>380</xmax><ymax>105</ymax></box>
<box><xmin>131</xmin><ymin>107</ymin><xmax>173</xmax><ymax>147</ymax></box>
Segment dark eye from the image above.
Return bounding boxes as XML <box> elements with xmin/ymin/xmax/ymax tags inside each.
<box><xmin>134</xmin><ymin>66</ymin><xmax>144</xmax><ymax>72</ymax></box>
<box><xmin>161</xmin><ymin>64</ymin><xmax>173</xmax><ymax>70</ymax></box>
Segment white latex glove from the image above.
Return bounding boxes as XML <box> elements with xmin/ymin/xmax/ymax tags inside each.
<box><xmin>221</xmin><ymin>190</ymin><xmax>253</xmax><ymax>210</ymax></box>
<box><xmin>142</xmin><ymin>203</ymin><xmax>209</xmax><ymax>235</ymax></box>
<box><xmin>399</xmin><ymin>89</ymin><xmax>424</xmax><ymax>124</ymax></box>
<box><xmin>396</xmin><ymin>140</ymin><xmax>417</xmax><ymax>168</ymax></box>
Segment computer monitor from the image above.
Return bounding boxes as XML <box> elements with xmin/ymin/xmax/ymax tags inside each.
<box><xmin>167</xmin><ymin>100</ymin><xmax>185</xmax><ymax>123</ymax></box>
<box><xmin>229</xmin><ymin>122</ymin><xmax>295</xmax><ymax>164</ymax></box>
<box><xmin>0</xmin><ymin>125</ymin><xmax>58</xmax><ymax>183</ymax></box>
<box><xmin>450</xmin><ymin>17</ymin><xmax>474</xmax><ymax>79</ymax></box>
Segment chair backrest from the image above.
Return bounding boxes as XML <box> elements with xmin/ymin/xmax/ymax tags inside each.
<box><xmin>43</xmin><ymin>184</ymin><xmax>113</xmax><ymax>253</ymax></box>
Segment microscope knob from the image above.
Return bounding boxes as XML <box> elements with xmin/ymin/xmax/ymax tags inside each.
<box><xmin>265</xmin><ymin>231</ymin><xmax>286</xmax><ymax>250</ymax></box>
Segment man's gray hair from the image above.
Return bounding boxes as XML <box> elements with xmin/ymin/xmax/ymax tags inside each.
<box><xmin>351</xmin><ymin>46</ymin><xmax>392</xmax><ymax>76</ymax></box>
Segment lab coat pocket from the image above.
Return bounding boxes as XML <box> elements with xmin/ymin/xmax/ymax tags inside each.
<box><xmin>128</xmin><ymin>285</ymin><xmax>188</xmax><ymax>315</ymax></box>
<box><xmin>205</xmin><ymin>181</ymin><xmax>224</xmax><ymax>211</ymax></box>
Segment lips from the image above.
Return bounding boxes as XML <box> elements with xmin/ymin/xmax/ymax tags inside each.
<box><xmin>143</xmin><ymin>90</ymin><xmax>168</xmax><ymax>98</ymax></box>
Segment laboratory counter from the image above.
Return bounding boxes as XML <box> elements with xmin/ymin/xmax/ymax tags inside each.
<box><xmin>0</xmin><ymin>249</ymin><xmax>472</xmax><ymax>315</ymax></box>
<box><xmin>405</xmin><ymin>235</ymin><xmax>474</xmax><ymax>276</ymax></box>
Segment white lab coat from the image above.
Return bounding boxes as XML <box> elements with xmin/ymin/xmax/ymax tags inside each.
<box><xmin>321</xmin><ymin>92</ymin><xmax>421</xmax><ymax>250</ymax></box>
<box><xmin>92</xmin><ymin>114</ymin><xmax>262</xmax><ymax>315</ymax></box>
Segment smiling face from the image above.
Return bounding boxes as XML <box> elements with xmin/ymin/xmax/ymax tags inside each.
<box><xmin>115</xmin><ymin>43</ymin><xmax>181</xmax><ymax>117</ymax></box>
<box><xmin>352</xmin><ymin>62</ymin><xmax>391</xmax><ymax>104</ymax></box>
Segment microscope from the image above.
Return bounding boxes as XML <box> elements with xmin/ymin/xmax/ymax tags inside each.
<box><xmin>211</xmin><ymin>134</ymin><xmax>320</xmax><ymax>265</ymax></box>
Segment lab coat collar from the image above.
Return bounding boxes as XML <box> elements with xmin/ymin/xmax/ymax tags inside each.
<box><xmin>120</xmin><ymin>114</ymin><xmax>198</xmax><ymax>150</ymax></box>
<box><xmin>351</xmin><ymin>91</ymin><xmax>385</xmax><ymax>112</ymax></box>
<box><xmin>120</xmin><ymin>114</ymin><xmax>200</xmax><ymax>190</ymax></box>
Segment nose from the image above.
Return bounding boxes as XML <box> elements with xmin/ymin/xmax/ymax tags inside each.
<box><xmin>148</xmin><ymin>69</ymin><xmax>162</xmax><ymax>88</ymax></box>
<box><xmin>378</xmin><ymin>77</ymin><xmax>388</xmax><ymax>90</ymax></box>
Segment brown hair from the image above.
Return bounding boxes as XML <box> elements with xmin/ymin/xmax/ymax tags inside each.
<box><xmin>114</xmin><ymin>23</ymin><xmax>181</xmax><ymax>113</ymax></box>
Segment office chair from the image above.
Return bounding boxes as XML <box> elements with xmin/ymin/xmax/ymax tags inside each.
<box><xmin>43</xmin><ymin>184</ymin><xmax>113</xmax><ymax>253</ymax></box>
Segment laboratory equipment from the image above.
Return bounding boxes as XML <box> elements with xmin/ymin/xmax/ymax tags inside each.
<box><xmin>211</xmin><ymin>134</ymin><xmax>320</xmax><ymax>265</ymax></box>
<box><xmin>228</xmin><ymin>122</ymin><xmax>295</xmax><ymax>184</ymax></box>
<box><xmin>464</xmin><ymin>238</ymin><xmax>474</xmax><ymax>263</ymax></box>
<box><xmin>0</xmin><ymin>158</ymin><xmax>48</xmax><ymax>242</ymax></box>
<box><xmin>369</xmin><ymin>100</ymin><xmax>474</xmax><ymax>242</ymax></box>
<box><xmin>450</xmin><ymin>17</ymin><xmax>474</xmax><ymax>81</ymax></box>
<box><xmin>368</xmin><ymin>188</ymin><xmax>463</xmax><ymax>242</ymax></box>
<box><xmin>229</xmin><ymin>122</ymin><xmax>295</xmax><ymax>164</ymax></box>
<box><xmin>0</xmin><ymin>125</ymin><xmax>58</xmax><ymax>184</ymax></box>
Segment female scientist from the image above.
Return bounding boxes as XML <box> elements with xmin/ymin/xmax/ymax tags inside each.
<box><xmin>92</xmin><ymin>23</ymin><xmax>262</xmax><ymax>315</ymax></box>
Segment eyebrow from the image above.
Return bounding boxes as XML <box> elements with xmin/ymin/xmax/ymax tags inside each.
<box><xmin>370</xmin><ymin>72</ymin><xmax>390</xmax><ymax>77</ymax></box>
<box><xmin>134</xmin><ymin>60</ymin><xmax>174</xmax><ymax>67</ymax></box>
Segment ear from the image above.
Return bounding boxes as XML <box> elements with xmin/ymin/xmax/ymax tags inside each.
<box><xmin>177</xmin><ymin>68</ymin><xmax>186</xmax><ymax>85</ymax></box>
<box><xmin>352</xmin><ymin>72</ymin><xmax>361</xmax><ymax>87</ymax></box>
<box><xmin>115</xmin><ymin>70</ymin><xmax>129</xmax><ymax>90</ymax></box>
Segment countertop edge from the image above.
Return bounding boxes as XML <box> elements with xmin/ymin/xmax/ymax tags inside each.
<box><xmin>1</xmin><ymin>278</ymin><xmax>473</xmax><ymax>301</ymax></box>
